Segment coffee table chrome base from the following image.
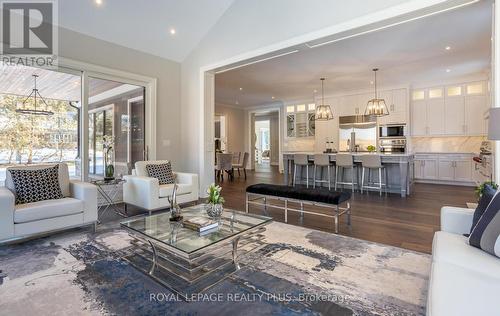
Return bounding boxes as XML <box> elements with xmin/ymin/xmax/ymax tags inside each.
<box><xmin>123</xmin><ymin>229</ymin><xmax>266</xmax><ymax>300</ymax></box>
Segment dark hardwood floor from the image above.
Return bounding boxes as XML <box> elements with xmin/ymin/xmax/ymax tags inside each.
<box><xmin>217</xmin><ymin>165</ymin><xmax>477</xmax><ymax>254</ymax></box>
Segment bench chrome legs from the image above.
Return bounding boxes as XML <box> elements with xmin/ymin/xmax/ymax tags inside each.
<box><xmin>245</xmin><ymin>193</ymin><xmax>352</xmax><ymax>234</ymax></box>
<box><xmin>284</xmin><ymin>199</ymin><xmax>288</xmax><ymax>223</ymax></box>
<box><xmin>300</xmin><ymin>202</ymin><xmax>304</xmax><ymax>225</ymax></box>
<box><xmin>263</xmin><ymin>197</ymin><xmax>268</xmax><ymax>216</ymax></box>
<box><xmin>334</xmin><ymin>203</ymin><xmax>352</xmax><ymax>233</ymax></box>
<box><xmin>335</xmin><ymin>205</ymin><xmax>339</xmax><ymax>234</ymax></box>
<box><xmin>347</xmin><ymin>202</ymin><xmax>351</xmax><ymax>226</ymax></box>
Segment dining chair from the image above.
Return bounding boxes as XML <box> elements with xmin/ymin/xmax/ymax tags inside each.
<box><xmin>234</xmin><ymin>152</ymin><xmax>249</xmax><ymax>179</ymax></box>
<box><xmin>215</xmin><ymin>153</ymin><xmax>234</xmax><ymax>181</ymax></box>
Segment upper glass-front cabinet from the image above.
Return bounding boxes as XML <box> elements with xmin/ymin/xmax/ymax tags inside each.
<box><xmin>285</xmin><ymin>102</ymin><xmax>315</xmax><ymax>138</ymax></box>
<box><xmin>286</xmin><ymin>114</ymin><xmax>295</xmax><ymax>137</ymax></box>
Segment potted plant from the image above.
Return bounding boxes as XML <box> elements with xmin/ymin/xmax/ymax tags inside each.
<box><xmin>475</xmin><ymin>181</ymin><xmax>498</xmax><ymax>199</ymax></box>
<box><xmin>206</xmin><ymin>183</ymin><xmax>225</xmax><ymax>219</ymax></box>
<box><xmin>367</xmin><ymin>145</ymin><xmax>376</xmax><ymax>153</ymax></box>
<box><xmin>103</xmin><ymin>135</ymin><xmax>115</xmax><ymax>181</ymax></box>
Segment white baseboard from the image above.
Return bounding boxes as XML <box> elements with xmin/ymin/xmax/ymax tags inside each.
<box><xmin>414</xmin><ymin>179</ymin><xmax>475</xmax><ymax>187</ymax></box>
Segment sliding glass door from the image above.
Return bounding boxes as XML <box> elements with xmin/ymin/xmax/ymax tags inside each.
<box><xmin>88</xmin><ymin>106</ymin><xmax>113</xmax><ymax>176</ymax></box>
<box><xmin>87</xmin><ymin>77</ymin><xmax>145</xmax><ymax>180</ymax></box>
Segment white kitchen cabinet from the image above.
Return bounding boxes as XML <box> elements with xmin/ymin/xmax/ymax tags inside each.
<box><xmin>438</xmin><ymin>158</ymin><xmax>455</xmax><ymax>181</ymax></box>
<box><xmin>427</xmin><ymin>98</ymin><xmax>445</xmax><ymax>135</ymax></box>
<box><xmin>414</xmin><ymin>159</ymin><xmax>423</xmax><ymax>178</ymax></box>
<box><xmin>334</xmin><ymin>89</ymin><xmax>407</xmax><ymax>121</ymax></box>
<box><xmin>444</xmin><ymin>95</ymin><xmax>465</xmax><ymax>135</ymax></box>
<box><xmin>338</xmin><ymin>95</ymin><xmax>356</xmax><ymax>116</ymax></box>
<box><xmin>422</xmin><ymin>159</ymin><xmax>438</xmax><ymax>180</ymax></box>
<box><xmin>454</xmin><ymin>159</ymin><xmax>472</xmax><ymax>182</ymax></box>
<box><xmin>410</xmin><ymin>81</ymin><xmax>488</xmax><ymax>136</ymax></box>
<box><xmin>415</xmin><ymin>153</ymin><xmax>473</xmax><ymax>185</ymax></box>
<box><xmin>378</xmin><ymin>89</ymin><xmax>407</xmax><ymax>125</ymax></box>
<box><xmin>411</xmin><ymin>100</ymin><xmax>427</xmax><ymax>136</ymax></box>
<box><xmin>377</xmin><ymin>90</ymin><xmax>393</xmax><ymax>122</ymax></box>
<box><xmin>465</xmin><ymin>95</ymin><xmax>488</xmax><ymax>135</ymax></box>
<box><xmin>414</xmin><ymin>155</ymin><xmax>438</xmax><ymax>180</ymax></box>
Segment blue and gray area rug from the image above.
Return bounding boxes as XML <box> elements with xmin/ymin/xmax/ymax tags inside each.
<box><xmin>0</xmin><ymin>221</ymin><xmax>430</xmax><ymax>315</ymax></box>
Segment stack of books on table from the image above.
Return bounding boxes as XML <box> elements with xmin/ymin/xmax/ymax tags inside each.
<box><xmin>183</xmin><ymin>217</ymin><xmax>219</xmax><ymax>234</ymax></box>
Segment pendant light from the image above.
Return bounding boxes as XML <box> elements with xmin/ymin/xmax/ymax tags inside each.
<box><xmin>15</xmin><ymin>74</ymin><xmax>54</xmax><ymax>116</ymax></box>
<box><xmin>315</xmin><ymin>78</ymin><xmax>333</xmax><ymax>121</ymax></box>
<box><xmin>364</xmin><ymin>68</ymin><xmax>389</xmax><ymax>117</ymax></box>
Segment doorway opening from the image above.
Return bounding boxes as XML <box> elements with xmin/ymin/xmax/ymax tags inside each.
<box><xmin>255</xmin><ymin>119</ymin><xmax>270</xmax><ymax>170</ymax></box>
<box><xmin>252</xmin><ymin>110</ymin><xmax>280</xmax><ymax>173</ymax></box>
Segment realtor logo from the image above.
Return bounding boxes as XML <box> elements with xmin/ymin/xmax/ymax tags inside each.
<box><xmin>1</xmin><ymin>0</ymin><xmax>58</xmax><ymax>67</ymax></box>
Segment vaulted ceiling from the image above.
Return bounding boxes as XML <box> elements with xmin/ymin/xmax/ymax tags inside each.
<box><xmin>215</xmin><ymin>1</ymin><xmax>492</xmax><ymax>108</ymax></box>
<box><xmin>58</xmin><ymin>0</ymin><xmax>235</xmax><ymax>62</ymax></box>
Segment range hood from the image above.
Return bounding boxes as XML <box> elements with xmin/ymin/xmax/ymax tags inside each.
<box><xmin>339</xmin><ymin>115</ymin><xmax>377</xmax><ymax>128</ymax></box>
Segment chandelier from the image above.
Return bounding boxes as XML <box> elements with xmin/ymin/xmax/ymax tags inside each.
<box><xmin>364</xmin><ymin>68</ymin><xmax>389</xmax><ymax>117</ymax></box>
<box><xmin>315</xmin><ymin>78</ymin><xmax>333</xmax><ymax>121</ymax></box>
<box><xmin>16</xmin><ymin>74</ymin><xmax>54</xmax><ymax>116</ymax></box>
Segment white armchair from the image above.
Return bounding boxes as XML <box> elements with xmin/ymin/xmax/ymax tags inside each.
<box><xmin>0</xmin><ymin>163</ymin><xmax>97</xmax><ymax>243</ymax></box>
<box><xmin>123</xmin><ymin>160</ymin><xmax>199</xmax><ymax>214</ymax></box>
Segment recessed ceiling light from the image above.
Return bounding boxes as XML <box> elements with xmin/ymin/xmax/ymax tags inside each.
<box><xmin>239</xmin><ymin>87</ymin><xmax>243</xmax><ymax>91</ymax></box>
<box><xmin>271</xmin><ymin>96</ymin><xmax>275</xmax><ymax>99</ymax></box>
<box><xmin>446</xmin><ymin>69</ymin><xmax>451</xmax><ymax>73</ymax></box>
<box><xmin>313</xmin><ymin>90</ymin><xmax>317</xmax><ymax>93</ymax></box>
<box><xmin>170</xmin><ymin>28</ymin><xmax>176</xmax><ymax>35</ymax></box>
<box><xmin>445</xmin><ymin>46</ymin><xmax>451</xmax><ymax>50</ymax></box>
<box><xmin>235</xmin><ymin>101</ymin><xmax>239</xmax><ymax>105</ymax></box>
<box><xmin>370</xmin><ymin>81</ymin><xmax>374</xmax><ymax>85</ymax></box>
<box><xmin>95</xmin><ymin>0</ymin><xmax>103</xmax><ymax>5</ymax></box>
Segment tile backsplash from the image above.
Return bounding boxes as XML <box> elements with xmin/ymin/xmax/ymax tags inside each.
<box><xmin>410</xmin><ymin>136</ymin><xmax>486</xmax><ymax>153</ymax></box>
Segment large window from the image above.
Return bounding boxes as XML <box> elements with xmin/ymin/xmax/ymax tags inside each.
<box><xmin>0</xmin><ymin>65</ymin><xmax>81</xmax><ymax>181</ymax></box>
<box><xmin>0</xmin><ymin>63</ymin><xmax>146</xmax><ymax>184</ymax></box>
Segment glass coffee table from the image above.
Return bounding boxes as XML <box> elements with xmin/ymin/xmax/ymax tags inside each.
<box><xmin>120</xmin><ymin>204</ymin><xmax>272</xmax><ymax>298</ymax></box>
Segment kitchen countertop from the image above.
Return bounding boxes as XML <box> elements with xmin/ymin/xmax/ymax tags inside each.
<box><xmin>282</xmin><ymin>151</ymin><xmax>414</xmax><ymax>157</ymax></box>
<box><xmin>413</xmin><ymin>151</ymin><xmax>478</xmax><ymax>155</ymax></box>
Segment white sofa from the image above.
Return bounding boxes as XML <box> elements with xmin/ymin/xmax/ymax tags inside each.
<box><xmin>427</xmin><ymin>206</ymin><xmax>500</xmax><ymax>316</ymax></box>
<box><xmin>0</xmin><ymin>163</ymin><xmax>98</xmax><ymax>243</ymax></box>
<box><xmin>123</xmin><ymin>160</ymin><xmax>199</xmax><ymax>214</ymax></box>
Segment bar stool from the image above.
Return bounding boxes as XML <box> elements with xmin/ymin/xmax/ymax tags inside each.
<box><xmin>313</xmin><ymin>154</ymin><xmax>334</xmax><ymax>190</ymax></box>
<box><xmin>293</xmin><ymin>154</ymin><xmax>313</xmax><ymax>187</ymax></box>
<box><xmin>335</xmin><ymin>153</ymin><xmax>358</xmax><ymax>192</ymax></box>
<box><xmin>360</xmin><ymin>154</ymin><xmax>387</xmax><ymax>196</ymax></box>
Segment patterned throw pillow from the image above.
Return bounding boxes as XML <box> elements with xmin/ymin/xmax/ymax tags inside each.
<box><xmin>470</xmin><ymin>184</ymin><xmax>497</xmax><ymax>234</ymax></box>
<box><xmin>9</xmin><ymin>165</ymin><xmax>64</xmax><ymax>205</ymax></box>
<box><xmin>146</xmin><ymin>163</ymin><xmax>175</xmax><ymax>185</ymax></box>
<box><xmin>469</xmin><ymin>191</ymin><xmax>500</xmax><ymax>258</ymax></box>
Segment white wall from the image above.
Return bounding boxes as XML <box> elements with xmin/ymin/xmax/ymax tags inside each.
<box><xmin>180</xmin><ymin>0</ymin><xmax>457</xmax><ymax>194</ymax></box>
<box><xmin>58</xmin><ymin>27</ymin><xmax>182</xmax><ymax>167</ymax></box>
<box><xmin>214</xmin><ymin>103</ymin><xmax>246</xmax><ymax>154</ymax></box>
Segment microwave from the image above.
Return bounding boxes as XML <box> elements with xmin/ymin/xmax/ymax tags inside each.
<box><xmin>379</xmin><ymin>124</ymin><xmax>406</xmax><ymax>138</ymax></box>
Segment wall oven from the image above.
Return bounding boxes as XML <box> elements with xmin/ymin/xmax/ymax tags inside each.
<box><xmin>379</xmin><ymin>124</ymin><xmax>406</xmax><ymax>138</ymax></box>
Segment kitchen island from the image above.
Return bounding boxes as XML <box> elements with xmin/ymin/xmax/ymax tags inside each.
<box><xmin>283</xmin><ymin>152</ymin><xmax>414</xmax><ymax>197</ymax></box>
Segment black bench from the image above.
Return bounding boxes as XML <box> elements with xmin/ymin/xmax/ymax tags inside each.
<box><xmin>246</xmin><ymin>184</ymin><xmax>351</xmax><ymax>233</ymax></box>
